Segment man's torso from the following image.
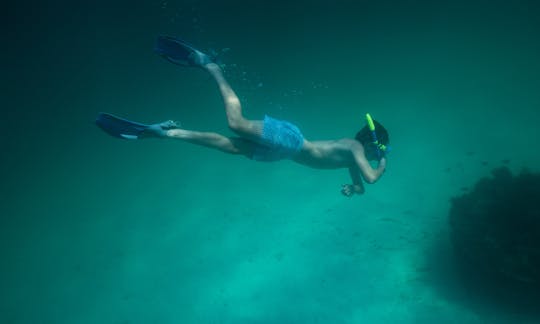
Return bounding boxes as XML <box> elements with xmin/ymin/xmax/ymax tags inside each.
<box><xmin>293</xmin><ymin>138</ymin><xmax>359</xmax><ymax>169</ymax></box>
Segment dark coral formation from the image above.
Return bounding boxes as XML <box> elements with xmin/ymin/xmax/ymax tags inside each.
<box><xmin>449</xmin><ymin>167</ymin><xmax>540</xmax><ymax>287</ymax></box>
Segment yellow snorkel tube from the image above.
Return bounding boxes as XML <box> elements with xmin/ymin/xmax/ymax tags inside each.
<box><xmin>365</xmin><ymin>113</ymin><xmax>388</xmax><ymax>158</ymax></box>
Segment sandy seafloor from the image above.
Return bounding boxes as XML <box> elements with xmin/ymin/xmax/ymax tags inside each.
<box><xmin>2</xmin><ymin>1</ymin><xmax>540</xmax><ymax>323</ymax></box>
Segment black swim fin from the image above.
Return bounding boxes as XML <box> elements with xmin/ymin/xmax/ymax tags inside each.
<box><xmin>154</xmin><ymin>36</ymin><xmax>214</xmax><ymax>67</ymax></box>
<box><xmin>96</xmin><ymin>113</ymin><xmax>179</xmax><ymax>139</ymax></box>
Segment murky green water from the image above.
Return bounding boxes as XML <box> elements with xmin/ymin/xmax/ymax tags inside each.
<box><xmin>3</xmin><ymin>1</ymin><xmax>540</xmax><ymax>323</ymax></box>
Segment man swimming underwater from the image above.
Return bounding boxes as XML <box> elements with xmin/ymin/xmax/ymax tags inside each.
<box><xmin>96</xmin><ymin>36</ymin><xmax>389</xmax><ymax>196</ymax></box>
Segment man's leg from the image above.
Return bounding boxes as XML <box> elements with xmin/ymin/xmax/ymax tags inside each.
<box><xmin>204</xmin><ymin>63</ymin><xmax>263</xmax><ymax>142</ymax></box>
<box><xmin>165</xmin><ymin>128</ymin><xmax>255</xmax><ymax>157</ymax></box>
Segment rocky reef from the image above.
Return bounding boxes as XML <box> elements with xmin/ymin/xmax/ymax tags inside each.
<box><xmin>449</xmin><ymin>167</ymin><xmax>540</xmax><ymax>288</ymax></box>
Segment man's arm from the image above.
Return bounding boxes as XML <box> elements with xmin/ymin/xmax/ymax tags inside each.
<box><xmin>341</xmin><ymin>142</ymin><xmax>386</xmax><ymax>196</ymax></box>
<box><xmin>342</xmin><ymin>166</ymin><xmax>365</xmax><ymax>196</ymax></box>
<box><xmin>352</xmin><ymin>144</ymin><xmax>387</xmax><ymax>184</ymax></box>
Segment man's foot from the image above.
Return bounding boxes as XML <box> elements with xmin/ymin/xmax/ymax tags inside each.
<box><xmin>141</xmin><ymin>120</ymin><xmax>181</xmax><ymax>138</ymax></box>
<box><xmin>188</xmin><ymin>49</ymin><xmax>213</xmax><ymax>67</ymax></box>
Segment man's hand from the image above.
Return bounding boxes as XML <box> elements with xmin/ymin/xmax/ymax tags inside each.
<box><xmin>341</xmin><ymin>184</ymin><xmax>365</xmax><ymax>197</ymax></box>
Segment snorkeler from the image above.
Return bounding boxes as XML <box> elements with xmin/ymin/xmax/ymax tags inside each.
<box><xmin>96</xmin><ymin>36</ymin><xmax>389</xmax><ymax>196</ymax></box>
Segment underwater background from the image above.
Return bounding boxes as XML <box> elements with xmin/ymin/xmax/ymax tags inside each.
<box><xmin>3</xmin><ymin>0</ymin><xmax>540</xmax><ymax>323</ymax></box>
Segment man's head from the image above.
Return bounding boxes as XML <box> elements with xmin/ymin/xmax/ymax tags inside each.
<box><xmin>355</xmin><ymin>120</ymin><xmax>390</xmax><ymax>161</ymax></box>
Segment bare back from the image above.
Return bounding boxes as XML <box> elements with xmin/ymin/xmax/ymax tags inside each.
<box><xmin>293</xmin><ymin>138</ymin><xmax>361</xmax><ymax>169</ymax></box>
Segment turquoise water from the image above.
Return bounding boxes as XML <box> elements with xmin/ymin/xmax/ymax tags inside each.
<box><xmin>3</xmin><ymin>1</ymin><xmax>540</xmax><ymax>323</ymax></box>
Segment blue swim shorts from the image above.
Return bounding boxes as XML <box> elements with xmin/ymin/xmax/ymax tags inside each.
<box><xmin>252</xmin><ymin>115</ymin><xmax>304</xmax><ymax>162</ymax></box>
